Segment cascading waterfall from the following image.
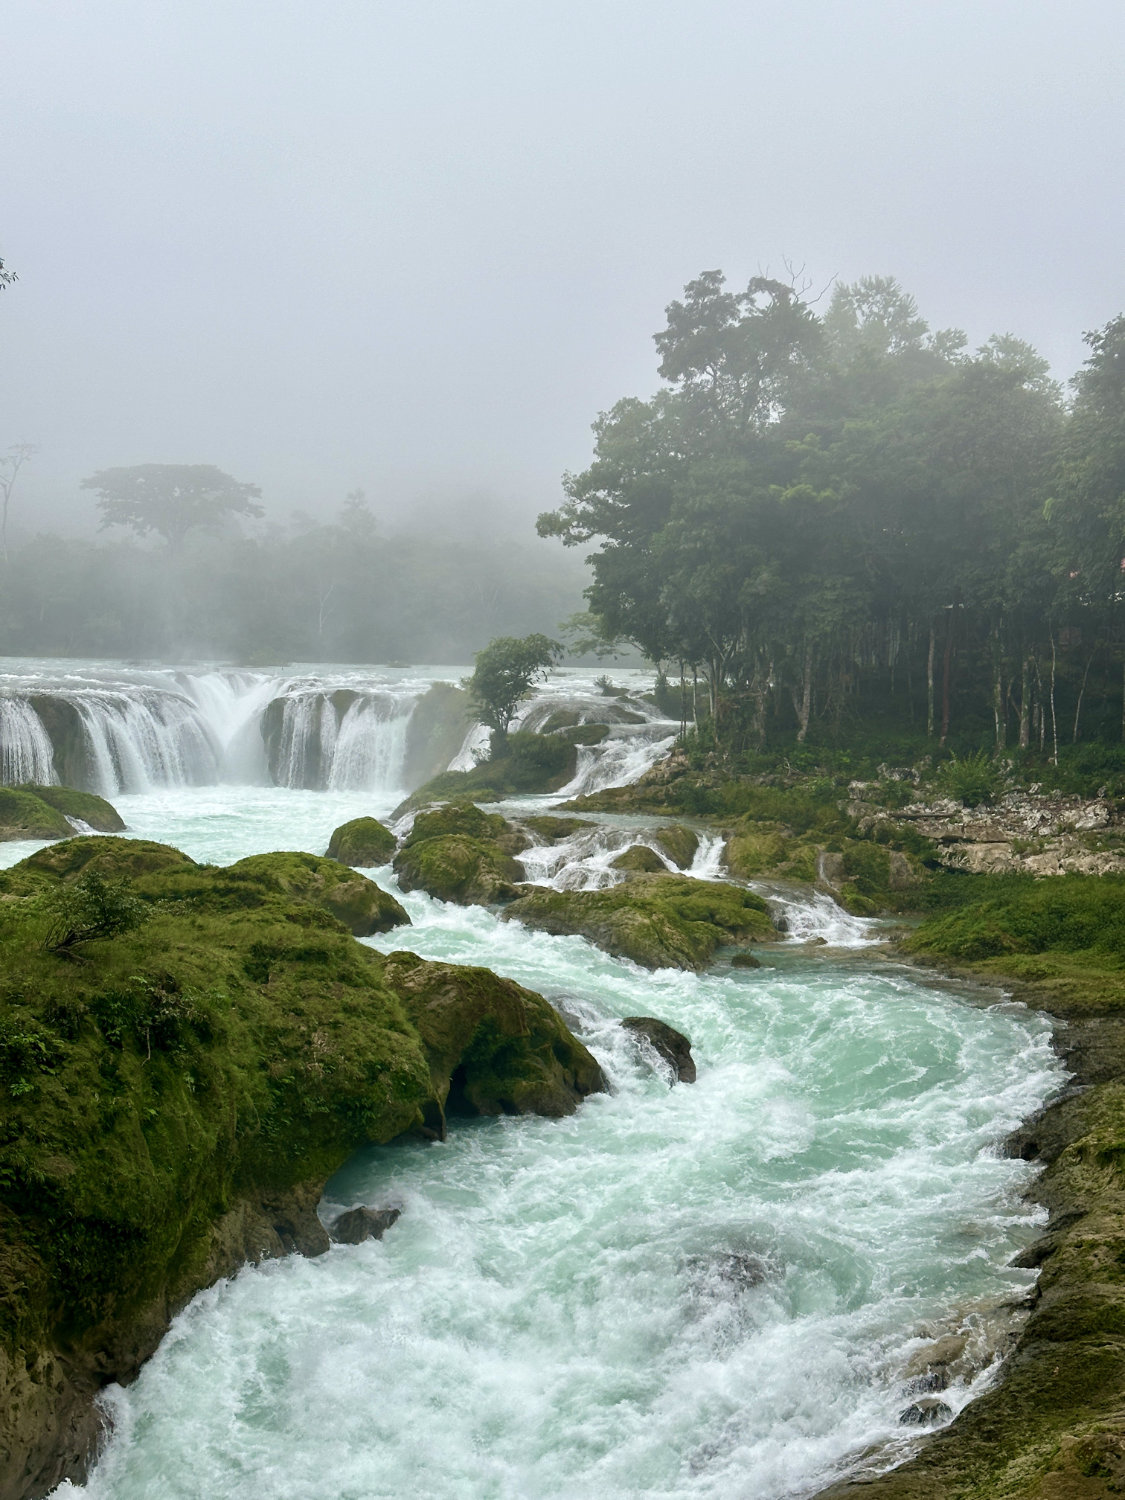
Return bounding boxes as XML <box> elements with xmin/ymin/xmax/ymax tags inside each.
<box><xmin>328</xmin><ymin>695</ymin><xmax>415</xmax><ymax>792</ymax></box>
<box><xmin>71</xmin><ymin>691</ymin><xmax>221</xmax><ymax>795</ymax></box>
<box><xmin>0</xmin><ymin>698</ymin><xmax>57</xmax><ymax>784</ymax></box>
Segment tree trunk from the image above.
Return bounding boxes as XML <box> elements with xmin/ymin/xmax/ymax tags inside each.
<box><xmin>939</xmin><ymin>611</ymin><xmax>954</xmax><ymax>747</ymax></box>
<box><xmin>1072</xmin><ymin>646</ymin><xmax>1098</xmax><ymax>744</ymax></box>
<box><xmin>1049</xmin><ymin>631</ymin><xmax>1059</xmax><ymax>765</ymax></box>
<box><xmin>1019</xmin><ymin>655</ymin><xmax>1032</xmax><ymax>750</ymax></box>
<box><xmin>991</xmin><ymin>619</ymin><xmax>1005</xmax><ymax>753</ymax></box>
<box><xmin>792</xmin><ymin>642</ymin><xmax>814</xmax><ymax>743</ymax></box>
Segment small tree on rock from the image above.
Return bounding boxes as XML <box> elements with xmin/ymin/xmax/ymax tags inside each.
<box><xmin>466</xmin><ymin>634</ymin><xmax>562</xmax><ymax>753</ymax></box>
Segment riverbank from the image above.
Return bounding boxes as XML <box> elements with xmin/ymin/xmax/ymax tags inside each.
<box><xmin>815</xmin><ymin>947</ymin><xmax>1125</xmax><ymax>1499</ymax></box>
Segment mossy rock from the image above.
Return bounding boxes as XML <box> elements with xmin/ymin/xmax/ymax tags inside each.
<box><xmin>17</xmin><ymin>785</ymin><xmax>125</xmax><ymax>833</ymax></box>
<box><xmin>0</xmin><ymin>835</ymin><xmax>602</xmax><ymax>1494</ymax></box>
<box><xmin>0</xmin><ymin>787</ymin><xmax>72</xmax><ymax>843</ymax></box>
<box><xmin>402</xmin><ymin>682</ymin><xmax>471</xmax><ymax>792</ymax></box>
<box><xmin>326</xmin><ymin>816</ymin><xmax>396</xmax><ymax>868</ymax></box>
<box><xmin>724</xmin><ymin>826</ymin><xmax>790</xmax><ymax>879</ymax></box>
<box><xmin>395</xmin><ymin>732</ymin><xmax>578</xmax><ymax>813</ymax></box>
<box><xmin>224</xmin><ymin>852</ymin><xmax>410</xmax><ymax>935</ymax></box>
<box><xmin>518</xmin><ymin>815</ymin><xmax>592</xmax><ymax>843</ymax></box>
<box><xmin>382</xmin><ymin>950</ymin><xmax>604</xmax><ymax>1122</ymax></box>
<box><xmin>393</xmin><ymin>806</ymin><xmax>528</xmax><ymax>906</ymax></box>
<box><xmin>555</xmin><ymin>723</ymin><xmax>610</xmax><ymax>746</ymax></box>
<box><xmin>611</xmin><ymin>845</ymin><xmax>668</xmax><ymax>874</ymax></box>
<box><xmin>653</xmin><ymin>824</ymin><xmax>700</xmax><ymax>870</ymax></box>
<box><xmin>502</xmin><ymin>874</ymin><xmax>774</xmax><ymax>971</ymax></box>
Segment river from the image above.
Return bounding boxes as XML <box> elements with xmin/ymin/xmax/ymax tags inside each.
<box><xmin>0</xmin><ymin>660</ymin><xmax>1064</xmax><ymax>1499</ymax></box>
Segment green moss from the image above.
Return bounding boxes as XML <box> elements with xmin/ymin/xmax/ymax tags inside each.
<box><xmin>0</xmin><ymin>834</ymin><xmax>604</xmax><ymax>1482</ymax></box>
<box><xmin>611</xmin><ymin>845</ymin><xmax>668</xmax><ymax>874</ymax></box>
<box><xmin>396</xmin><ymin>731</ymin><xmax>578</xmax><ymax>812</ymax></box>
<box><xmin>652</xmin><ymin>824</ymin><xmax>700</xmax><ymax>870</ymax></box>
<box><xmin>724</xmin><ymin>826</ymin><xmax>790</xmax><ymax>878</ymax></box>
<box><xmin>17</xmin><ymin>785</ymin><xmax>125</xmax><ymax>833</ymax></box>
<box><xmin>325</xmin><ymin>816</ymin><xmax>396</xmax><ymax>868</ymax></box>
<box><xmin>0</xmin><ymin>788</ymin><xmax>71</xmax><ymax>842</ymax></box>
<box><xmin>393</xmin><ymin>806</ymin><xmax>528</xmax><ymax>905</ymax></box>
<box><xmin>503</xmin><ymin>874</ymin><xmax>774</xmax><ymax>970</ymax></box>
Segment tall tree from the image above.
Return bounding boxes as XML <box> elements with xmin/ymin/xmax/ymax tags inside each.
<box><xmin>82</xmin><ymin>464</ymin><xmax>263</xmax><ymax>550</ymax></box>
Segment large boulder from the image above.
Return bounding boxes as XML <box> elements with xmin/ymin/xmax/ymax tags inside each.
<box><xmin>326</xmin><ymin>816</ymin><xmax>396</xmax><ymax>867</ymax></box>
<box><xmin>502</xmin><ymin>874</ymin><xmax>775</xmax><ymax>971</ymax></box>
<box><xmin>224</xmin><ymin>851</ymin><xmax>410</xmax><ymax>935</ymax></box>
<box><xmin>393</xmin><ymin>804</ymin><xmax>528</xmax><ymax>905</ymax></box>
<box><xmin>383</xmin><ymin>949</ymin><xmax>605</xmax><ymax>1124</ymax></box>
<box><xmin>0</xmin><ymin>786</ymin><xmax>71</xmax><ymax>842</ymax></box>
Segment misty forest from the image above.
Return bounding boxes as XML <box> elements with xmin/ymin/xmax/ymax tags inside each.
<box><xmin>4</xmin><ymin>6</ymin><xmax>1125</xmax><ymax>1499</ymax></box>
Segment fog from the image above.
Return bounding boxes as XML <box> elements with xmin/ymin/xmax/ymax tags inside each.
<box><xmin>1</xmin><ymin>0</ymin><xmax>1123</xmax><ymax>537</ymax></box>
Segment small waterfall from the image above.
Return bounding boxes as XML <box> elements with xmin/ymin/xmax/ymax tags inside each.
<box><xmin>0</xmin><ymin>698</ymin><xmax>57</xmax><ymax>784</ymax></box>
<box><xmin>328</xmin><ymin>696</ymin><xmax>415</xmax><ymax>793</ymax></box>
<box><xmin>272</xmin><ymin>695</ymin><xmax>339</xmax><ymax>789</ymax></box>
<box><xmin>753</xmin><ymin>881</ymin><xmax>876</xmax><ymax>948</ymax></box>
<box><xmin>556</xmin><ymin>730</ymin><xmax>677</xmax><ymax>799</ymax></box>
<box><xmin>517</xmin><ymin>823</ymin><xmax>663</xmax><ymax>891</ymax></box>
<box><xmin>687</xmin><ymin>832</ymin><xmax>726</xmax><ymax>879</ymax></box>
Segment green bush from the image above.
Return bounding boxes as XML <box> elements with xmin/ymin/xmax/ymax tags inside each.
<box><xmin>936</xmin><ymin>750</ymin><xmax>1002</xmax><ymax>807</ymax></box>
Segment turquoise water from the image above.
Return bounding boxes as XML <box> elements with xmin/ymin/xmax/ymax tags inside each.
<box><xmin>7</xmin><ymin>784</ymin><xmax>1061</xmax><ymax>1500</ymax></box>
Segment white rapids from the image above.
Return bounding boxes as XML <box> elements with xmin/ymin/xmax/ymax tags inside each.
<box><xmin>0</xmin><ymin>658</ymin><xmax>1064</xmax><ymax>1500</ymax></box>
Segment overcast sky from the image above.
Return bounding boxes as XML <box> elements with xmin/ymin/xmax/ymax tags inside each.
<box><xmin>2</xmin><ymin>0</ymin><xmax>1123</xmax><ymax>535</ymax></box>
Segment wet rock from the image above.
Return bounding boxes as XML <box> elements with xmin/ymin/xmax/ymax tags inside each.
<box><xmin>610</xmin><ymin>844</ymin><xmax>668</xmax><ymax>874</ymax></box>
<box><xmin>326</xmin><ymin>816</ymin><xmax>396</xmax><ymax>867</ymax></box>
<box><xmin>729</xmin><ymin>951</ymin><xmax>762</xmax><ymax>968</ymax></box>
<box><xmin>898</xmin><ymin>1397</ymin><xmax>953</xmax><ymax>1426</ymax></box>
<box><xmin>653</xmin><ymin>824</ymin><xmax>700</xmax><ymax>870</ymax></box>
<box><xmin>329</xmin><ymin>1206</ymin><xmax>401</xmax><ymax>1245</ymax></box>
<box><xmin>903</xmin><ymin>1370</ymin><xmax>950</xmax><ymax>1395</ymax></box>
<box><xmin>903</xmin><ymin>1333</ymin><xmax>969</xmax><ymax>1376</ymax></box>
<box><xmin>620</xmin><ymin>1015</ymin><xmax>697</xmax><ymax>1082</ymax></box>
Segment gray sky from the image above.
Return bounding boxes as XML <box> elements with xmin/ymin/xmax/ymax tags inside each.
<box><xmin>2</xmin><ymin>0</ymin><xmax>1123</xmax><ymax>535</ymax></box>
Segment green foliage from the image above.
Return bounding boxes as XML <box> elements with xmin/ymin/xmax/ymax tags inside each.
<box><xmin>81</xmin><ymin>464</ymin><xmax>264</xmax><ymax>550</ymax></box>
<box><xmin>909</xmin><ymin>874</ymin><xmax>1125</xmax><ymax>962</ymax></box>
<box><xmin>935</xmin><ymin>750</ymin><xmax>1003</xmax><ymax>806</ymax></box>
<box><xmin>38</xmin><ymin>870</ymin><xmax>150</xmax><ymax>953</ymax></box>
<box><xmin>466</xmin><ymin>633</ymin><xmax>563</xmax><ymax>741</ymax></box>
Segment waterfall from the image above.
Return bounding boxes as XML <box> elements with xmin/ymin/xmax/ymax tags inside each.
<box><xmin>0</xmin><ymin>698</ymin><xmax>57</xmax><ymax>784</ymax></box>
<box><xmin>328</xmin><ymin>695</ymin><xmax>415</xmax><ymax>793</ymax></box>
<box><xmin>70</xmin><ymin>692</ymin><xmax>221</xmax><ymax>794</ymax></box>
<box><xmin>752</xmin><ymin>880</ymin><xmax>876</xmax><ymax>947</ymax></box>
<box><xmin>556</xmin><ymin>729</ymin><xmax>677</xmax><ymax>799</ymax></box>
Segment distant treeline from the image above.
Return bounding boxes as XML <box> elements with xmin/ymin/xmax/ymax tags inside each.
<box><xmin>0</xmin><ymin>496</ymin><xmax>588</xmax><ymax>664</ymax></box>
<box><xmin>541</xmin><ymin>272</ymin><xmax>1125</xmax><ymax>758</ymax></box>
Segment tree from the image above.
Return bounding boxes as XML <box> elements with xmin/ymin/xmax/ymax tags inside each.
<box><xmin>0</xmin><ymin>443</ymin><xmax>35</xmax><ymax>564</ymax></box>
<box><xmin>0</xmin><ymin>256</ymin><xmax>15</xmax><ymax>293</ymax></box>
<box><xmin>81</xmin><ymin>464</ymin><xmax>263</xmax><ymax>549</ymax></box>
<box><xmin>466</xmin><ymin>634</ymin><xmax>562</xmax><ymax>750</ymax></box>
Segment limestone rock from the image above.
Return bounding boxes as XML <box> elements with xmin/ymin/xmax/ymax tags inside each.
<box><xmin>326</xmin><ymin>815</ymin><xmax>396</xmax><ymax>867</ymax></box>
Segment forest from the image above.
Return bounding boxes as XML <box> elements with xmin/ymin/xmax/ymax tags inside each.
<box><xmin>0</xmin><ymin>483</ymin><xmax>588</xmax><ymax>664</ymax></box>
<box><xmin>540</xmin><ymin>272</ymin><xmax>1125</xmax><ymax>762</ymax></box>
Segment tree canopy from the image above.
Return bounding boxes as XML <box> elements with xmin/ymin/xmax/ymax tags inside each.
<box><xmin>541</xmin><ymin>270</ymin><xmax>1125</xmax><ymax>758</ymax></box>
<box><xmin>82</xmin><ymin>464</ymin><xmax>264</xmax><ymax>549</ymax></box>
<box><xmin>466</xmin><ymin>634</ymin><xmax>563</xmax><ymax>746</ymax></box>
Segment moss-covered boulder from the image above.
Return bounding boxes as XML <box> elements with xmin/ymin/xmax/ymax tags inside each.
<box><xmin>518</xmin><ymin>814</ymin><xmax>592</xmax><ymax>843</ymax></box>
<box><xmin>0</xmin><ymin>787</ymin><xmax>72</xmax><ymax>842</ymax></box>
<box><xmin>222</xmin><ymin>851</ymin><xmax>409</xmax><ymax>935</ymax></box>
<box><xmin>0</xmin><ymin>835</ymin><xmax>602</xmax><ymax>1498</ymax></box>
<box><xmin>395</xmin><ymin>731</ymin><xmax>578</xmax><ymax>814</ymax></box>
<box><xmin>611</xmin><ymin>844</ymin><xmax>668</xmax><ymax>874</ymax></box>
<box><xmin>503</xmin><ymin>874</ymin><xmax>774</xmax><ymax>970</ymax></box>
<box><xmin>382</xmin><ymin>950</ymin><xmax>604</xmax><ymax>1125</ymax></box>
<box><xmin>653</xmin><ymin>824</ymin><xmax>700</xmax><ymax>870</ymax></box>
<box><xmin>326</xmin><ymin>816</ymin><xmax>396</xmax><ymax>868</ymax></box>
<box><xmin>17</xmin><ymin>785</ymin><xmax>125</xmax><ymax>833</ymax></box>
<box><xmin>393</xmin><ymin>804</ymin><xmax>528</xmax><ymax>905</ymax></box>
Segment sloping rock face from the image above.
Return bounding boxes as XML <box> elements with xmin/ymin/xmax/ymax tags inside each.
<box><xmin>847</xmin><ymin>788</ymin><xmax>1125</xmax><ymax>877</ymax></box>
<box><xmin>0</xmin><ymin>836</ymin><xmax>601</xmax><ymax>1500</ymax></box>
